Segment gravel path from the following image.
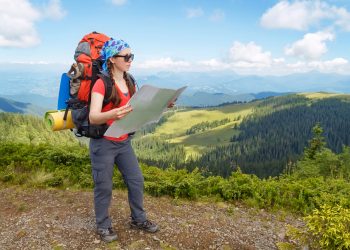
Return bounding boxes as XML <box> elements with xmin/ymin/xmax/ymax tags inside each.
<box><xmin>0</xmin><ymin>186</ymin><xmax>303</xmax><ymax>249</ymax></box>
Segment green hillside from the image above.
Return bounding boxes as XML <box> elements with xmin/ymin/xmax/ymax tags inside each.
<box><xmin>2</xmin><ymin>92</ymin><xmax>350</xmax><ymax>179</ymax></box>
<box><xmin>132</xmin><ymin>92</ymin><xmax>350</xmax><ymax>177</ymax></box>
<box><xmin>0</xmin><ymin>113</ymin><xmax>80</xmax><ymax>146</ymax></box>
<box><xmin>150</xmin><ymin>92</ymin><xmax>346</xmax><ymax>157</ymax></box>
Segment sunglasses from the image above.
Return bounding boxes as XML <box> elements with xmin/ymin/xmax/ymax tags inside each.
<box><xmin>113</xmin><ymin>53</ymin><xmax>134</xmax><ymax>62</ymax></box>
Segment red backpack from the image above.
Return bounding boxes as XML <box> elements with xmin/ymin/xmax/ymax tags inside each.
<box><xmin>68</xmin><ymin>31</ymin><xmax>110</xmax><ymax>102</ymax></box>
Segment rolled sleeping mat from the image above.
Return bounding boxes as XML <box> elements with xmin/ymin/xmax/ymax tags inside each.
<box><xmin>45</xmin><ymin>110</ymin><xmax>75</xmax><ymax>131</ymax></box>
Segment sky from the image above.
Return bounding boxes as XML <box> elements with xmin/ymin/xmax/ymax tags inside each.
<box><xmin>1</xmin><ymin>0</ymin><xmax>350</xmax><ymax>75</ymax></box>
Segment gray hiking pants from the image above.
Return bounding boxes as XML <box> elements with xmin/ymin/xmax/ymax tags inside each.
<box><xmin>89</xmin><ymin>137</ymin><xmax>146</xmax><ymax>229</ymax></box>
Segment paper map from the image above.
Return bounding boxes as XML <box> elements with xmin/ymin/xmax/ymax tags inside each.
<box><xmin>104</xmin><ymin>85</ymin><xmax>187</xmax><ymax>138</ymax></box>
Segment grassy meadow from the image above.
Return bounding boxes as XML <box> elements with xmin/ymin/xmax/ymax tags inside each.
<box><xmin>153</xmin><ymin>102</ymin><xmax>256</xmax><ymax>157</ymax></box>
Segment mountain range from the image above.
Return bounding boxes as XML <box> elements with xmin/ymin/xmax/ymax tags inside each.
<box><xmin>1</xmin><ymin>65</ymin><xmax>349</xmax><ymax>109</ymax></box>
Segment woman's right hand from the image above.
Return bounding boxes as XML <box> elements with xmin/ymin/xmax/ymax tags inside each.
<box><xmin>110</xmin><ymin>104</ymin><xmax>133</xmax><ymax>120</ymax></box>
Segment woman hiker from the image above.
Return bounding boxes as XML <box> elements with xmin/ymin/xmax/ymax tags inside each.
<box><xmin>89</xmin><ymin>37</ymin><xmax>166</xmax><ymax>242</ymax></box>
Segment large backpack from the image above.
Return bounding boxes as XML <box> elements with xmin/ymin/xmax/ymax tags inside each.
<box><xmin>69</xmin><ymin>31</ymin><xmax>110</xmax><ymax>102</ymax></box>
<box><xmin>63</xmin><ymin>31</ymin><xmax>136</xmax><ymax>138</ymax></box>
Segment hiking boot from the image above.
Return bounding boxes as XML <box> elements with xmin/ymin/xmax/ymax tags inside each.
<box><xmin>130</xmin><ymin>219</ymin><xmax>159</xmax><ymax>233</ymax></box>
<box><xmin>96</xmin><ymin>227</ymin><xmax>118</xmax><ymax>242</ymax></box>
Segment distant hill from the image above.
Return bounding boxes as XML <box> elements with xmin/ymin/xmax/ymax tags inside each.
<box><xmin>0</xmin><ymin>94</ymin><xmax>57</xmax><ymax>110</ymax></box>
<box><xmin>251</xmin><ymin>91</ymin><xmax>293</xmax><ymax>100</ymax></box>
<box><xmin>177</xmin><ymin>92</ymin><xmax>254</xmax><ymax>107</ymax></box>
<box><xmin>0</xmin><ymin>97</ymin><xmax>46</xmax><ymax>116</ymax></box>
<box><xmin>1</xmin><ymin>89</ymin><xmax>289</xmax><ymax>109</ymax></box>
<box><xmin>136</xmin><ymin>71</ymin><xmax>350</xmax><ymax>94</ymax></box>
<box><xmin>1</xmin><ymin>65</ymin><xmax>350</xmax><ymax>104</ymax></box>
<box><xmin>177</xmin><ymin>91</ymin><xmax>290</xmax><ymax>107</ymax></box>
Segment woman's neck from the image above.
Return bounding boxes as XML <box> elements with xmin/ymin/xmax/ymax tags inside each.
<box><xmin>111</xmin><ymin>68</ymin><xmax>124</xmax><ymax>83</ymax></box>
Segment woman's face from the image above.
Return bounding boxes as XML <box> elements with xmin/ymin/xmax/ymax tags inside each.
<box><xmin>110</xmin><ymin>48</ymin><xmax>133</xmax><ymax>72</ymax></box>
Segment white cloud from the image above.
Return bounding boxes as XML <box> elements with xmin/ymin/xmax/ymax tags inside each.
<box><xmin>261</xmin><ymin>1</ymin><xmax>322</xmax><ymax>30</ymax></box>
<box><xmin>136</xmin><ymin>57</ymin><xmax>191</xmax><ymax>70</ymax></box>
<box><xmin>0</xmin><ymin>0</ymin><xmax>41</xmax><ymax>47</ymax></box>
<box><xmin>186</xmin><ymin>7</ymin><xmax>204</xmax><ymax>19</ymax></box>
<box><xmin>198</xmin><ymin>59</ymin><xmax>230</xmax><ymax>71</ymax></box>
<box><xmin>0</xmin><ymin>0</ymin><xmax>67</xmax><ymax>48</ymax></box>
<box><xmin>229</xmin><ymin>42</ymin><xmax>272</xmax><ymax>67</ymax></box>
<box><xmin>111</xmin><ymin>0</ymin><xmax>127</xmax><ymax>6</ymax></box>
<box><xmin>285</xmin><ymin>31</ymin><xmax>334</xmax><ymax>60</ymax></box>
<box><xmin>11</xmin><ymin>60</ymin><xmax>51</xmax><ymax>65</ymax></box>
<box><xmin>309</xmin><ymin>57</ymin><xmax>348</xmax><ymax>69</ymax></box>
<box><xmin>260</xmin><ymin>0</ymin><xmax>346</xmax><ymax>31</ymax></box>
<box><xmin>42</xmin><ymin>0</ymin><xmax>66</xmax><ymax>20</ymax></box>
<box><xmin>273</xmin><ymin>58</ymin><xmax>286</xmax><ymax>63</ymax></box>
<box><xmin>132</xmin><ymin>36</ymin><xmax>350</xmax><ymax>75</ymax></box>
<box><xmin>209</xmin><ymin>9</ymin><xmax>225</xmax><ymax>22</ymax></box>
<box><xmin>134</xmin><ymin>56</ymin><xmax>349</xmax><ymax>75</ymax></box>
<box><xmin>133</xmin><ymin>41</ymin><xmax>349</xmax><ymax>75</ymax></box>
<box><xmin>286</xmin><ymin>57</ymin><xmax>349</xmax><ymax>73</ymax></box>
<box><xmin>333</xmin><ymin>6</ymin><xmax>350</xmax><ymax>31</ymax></box>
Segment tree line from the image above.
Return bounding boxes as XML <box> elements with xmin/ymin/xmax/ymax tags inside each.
<box><xmin>189</xmin><ymin>97</ymin><xmax>350</xmax><ymax>178</ymax></box>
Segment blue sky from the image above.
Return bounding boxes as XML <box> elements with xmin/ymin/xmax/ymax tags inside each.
<box><xmin>1</xmin><ymin>0</ymin><xmax>350</xmax><ymax>75</ymax></box>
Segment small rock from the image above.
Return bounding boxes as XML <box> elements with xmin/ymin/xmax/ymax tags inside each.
<box><xmin>46</xmin><ymin>224</ymin><xmax>50</xmax><ymax>228</ymax></box>
<box><xmin>152</xmin><ymin>236</ymin><xmax>160</xmax><ymax>241</ymax></box>
<box><xmin>93</xmin><ymin>239</ymin><xmax>101</xmax><ymax>244</ymax></box>
<box><xmin>278</xmin><ymin>231</ymin><xmax>286</xmax><ymax>240</ymax></box>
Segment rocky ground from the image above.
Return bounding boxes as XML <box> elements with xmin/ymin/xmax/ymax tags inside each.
<box><xmin>0</xmin><ymin>186</ymin><xmax>304</xmax><ymax>250</ymax></box>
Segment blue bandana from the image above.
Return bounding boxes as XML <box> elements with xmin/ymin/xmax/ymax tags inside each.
<box><xmin>101</xmin><ymin>38</ymin><xmax>130</xmax><ymax>72</ymax></box>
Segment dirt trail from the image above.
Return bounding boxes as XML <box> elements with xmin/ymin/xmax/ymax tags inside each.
<box><xmin>0</xmin><ymin>186</ymin><xmax>302</xmax><ymax>249</ymax></box>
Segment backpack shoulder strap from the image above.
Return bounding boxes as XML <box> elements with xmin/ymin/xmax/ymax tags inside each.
<box><xmin>96</xmin><ymin>73</ymin><xmax>137</xmax><ymax>108</ymax></box>
<box><xmin>96</xmin><ymin>73</ymin><xmax>113</xmax><ymax>107</ymax></box>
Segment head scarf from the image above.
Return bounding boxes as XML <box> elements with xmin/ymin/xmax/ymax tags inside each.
<box><xmin>101</xmin><ymin>38</ymin><xmax>130</xmax><ymax>72</ymax></box>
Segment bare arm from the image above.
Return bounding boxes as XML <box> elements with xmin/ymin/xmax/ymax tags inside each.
<box><xmin>89</xmin><ymin>92</ymin><xmax>133</xmax><ymax>125</ymax></box>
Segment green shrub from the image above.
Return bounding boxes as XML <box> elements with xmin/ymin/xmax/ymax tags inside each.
<box><xmin>1</xmin><ymin>142</ymin><xmax>350</xmax><ymax>216</ymax></box>
<box><xmin>306</xmin><ymin>204</ymin><xmax>350</xmax><ymax>249</ymax></box>
<box><xmin>280</xmin><ymin>205</ymin><xmax>350</xmax><ymax>249</ymax></box>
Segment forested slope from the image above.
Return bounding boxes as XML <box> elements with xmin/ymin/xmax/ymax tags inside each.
<box><xmin>133</xmin><ymin>93</ymin><xmax>350</xmax><ymax>178</ymax></box>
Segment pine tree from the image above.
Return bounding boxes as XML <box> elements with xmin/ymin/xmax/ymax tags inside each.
<box><xmin>304</xmin><ymin>123</ymin><xmax>326</xmax><ymax>160</ymax></box>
